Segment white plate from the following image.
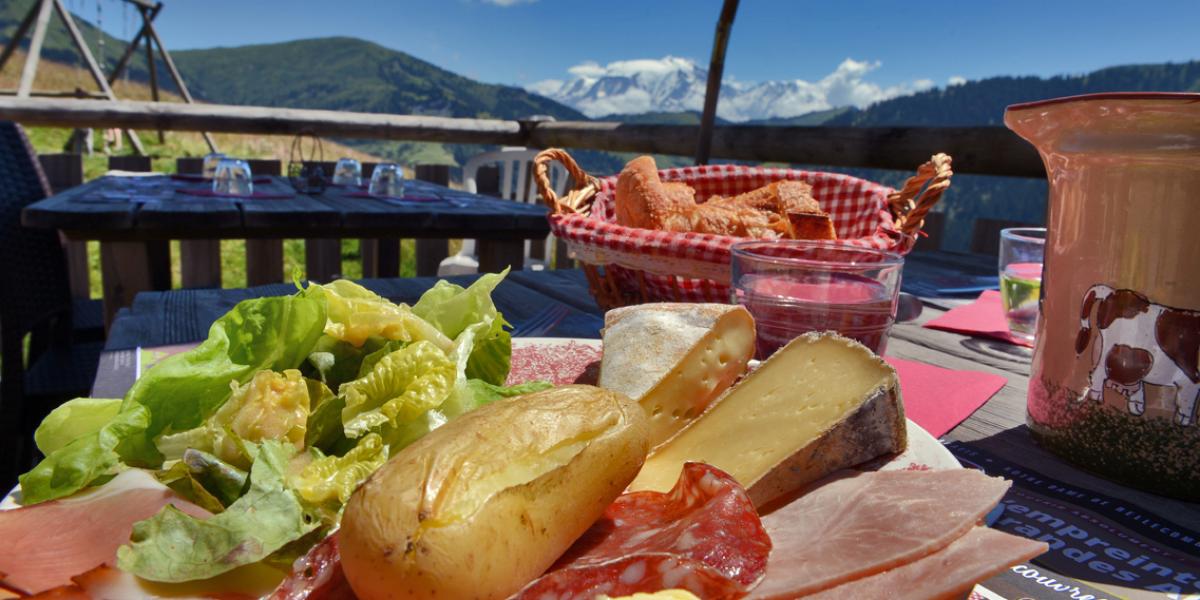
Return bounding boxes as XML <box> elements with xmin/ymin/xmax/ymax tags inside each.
<box><xmin>509</xmin><ymin>337</ymin><xmax>961</xmax><ymax>471</ymax></box>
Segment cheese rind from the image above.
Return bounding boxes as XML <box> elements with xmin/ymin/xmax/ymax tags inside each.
<box><xmin>628</xmin><ymin>332</ymin><xmax>906</xmax><ymax>508</ymax></box>
<box><xmin>600</xmin><ymin>303</ymin><xmax>755</xmax><ymax>448</ymax></box>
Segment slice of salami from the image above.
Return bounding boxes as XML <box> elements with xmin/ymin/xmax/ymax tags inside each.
<box><xmin>513</xmin><ymin>553</ymin><xmax>744</xmax><ymax>600</ymax></box>
<box><xmin>562</xmin><ymin>462</ymin><xmax>771</xmax><ymax>588</ymax></box>
<box><xmin>269</xmin><ymin>533</ymin><xmax>355</xmax><ymax>600</ymax></box>
<box><xmin>514</xmin><ymin>462</ymin><xmax>771</xmax><ymax>599</ymax></box>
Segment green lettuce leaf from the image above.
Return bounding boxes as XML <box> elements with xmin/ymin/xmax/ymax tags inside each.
<box><xmin>289</xmin><ymin>433</ymin><xmax>387</xmax><ymax>506</ymax></box>
<box><xmin>302</xmin><ymin>335</ymin><xmax>393</xmax><ymax>390</ymax></box>
<box><xmin>319</xmin><ymin>280</ymin><xmax>451</xmax><ymax>350</ymax></box>
<box><xmin>122</xmin><ymin>293</ymin><xmax>326</xmax><ymax>461</ymax></box>
<box><xmin>20</xmin><ymin>290</ymin><xmax>326</xmax><ymax>504</ymax></box>
<box><xmin>18</xmin><ymin>404</ymin><xmax>149</xmax><ymax>504</ymax></box>
<box><xmin>209</xmin><ymin>370</ymin><xmax>311</xmax><ymax>469</ymax></box>
<box><xmin>117</xmin><ymin>440</ymin><xmax>319</xmax><ymax>582</ymax></box>
<box><xmin>303</xmin><ymin>378</ymin><xmax>348</xmax><ymax>454</ymax></box>
<box><xmin>339</xmin><ymin>341</ymin><xmax>456</xmax><ymax>439</ymax></box>
<box><xmin>380</xmin><ymin>379</ymin><xmax>552</xmax><ymax>453</ymax></box>
<box><xmin>33</xmin><ymin>397</ymin><xmax>121</xmax><ymax>455</ymax></box>
<box><xmin>413</xmin><ymin>269</ymin><xmax>511</xmax><ymax>385</ymax></box>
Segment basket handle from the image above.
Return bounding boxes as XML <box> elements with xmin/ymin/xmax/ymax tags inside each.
<box><xmin>887</xmin><ymin>153</ymin><xmax>953</xmax><ymax>237</ymax></box>
<box><xmin>533</xmin><ymin>148</ymin><xmax>603</xmax><ymax>216</ymax></box>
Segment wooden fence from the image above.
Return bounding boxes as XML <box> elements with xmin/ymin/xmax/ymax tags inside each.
<box><xmin>6</xmin><ymin>96</ymin><xmax>1048</xmax><ymax>315</ymax></box>
<box><xmin>0</xmin><ymin>97</ymin><xmax>1046</xmax><ymax>177</ymax></box>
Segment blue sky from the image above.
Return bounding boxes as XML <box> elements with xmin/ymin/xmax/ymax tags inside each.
<box><xmin>79</xmin><ymin>0</ymin><xmax>1199</xmax><ymax>90</ymax></box>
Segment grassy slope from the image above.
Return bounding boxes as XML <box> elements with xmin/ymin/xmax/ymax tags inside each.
<box><xmin>0</xmin><ymin>51</ymin><xmax>406</xmax><ymax>296</ymax></box>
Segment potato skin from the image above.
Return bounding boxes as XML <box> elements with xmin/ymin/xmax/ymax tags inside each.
<box><xmin>340</xmin><ymin>385</ymin><xmax>650</xmax><ymax>600</ymax></box>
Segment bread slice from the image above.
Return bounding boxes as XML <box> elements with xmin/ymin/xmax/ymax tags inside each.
<box><xmin>787</xmin><ymin>211</ymin><xmax>837</xmax><ymax>240</ymax></box>
<box><xmin>628</xmin><ymin>332</ymin><xmax>906</xmax><ymax>507</ymax></box>
<box><xmin>600</xmin><ymin>303</ymin><xmax>756</xmax><ymax>448</ymax></box>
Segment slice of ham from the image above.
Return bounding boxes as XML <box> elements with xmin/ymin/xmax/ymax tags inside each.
<box><xmin>513</xmin><ymin>463</ymin><xmax>771</xmax><ymax>599</ymax></box>
<box><xmin>748</xmin><ymin>469</ymin><xmax>1012</xmax><ymax>599</ymax></box>
<box><xmin>0</xmin><ymin>470</ymin><xmax>210</xmax><ymax>595</ymax></box>
<box><xmin>802</xmin><ymin>527</ymin><xmax>1047</xmax><ymax>600</ymax></box>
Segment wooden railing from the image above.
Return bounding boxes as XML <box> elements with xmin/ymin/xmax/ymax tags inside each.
<box><xmin>6</xmin><ymin>96</ymin><xmax>1048</xmax><ymax>310</ymax></box>
<box><xmin>0</xmin><ymin>97</ymin><xmax>1046</xmax><ymax>177</ymax></box>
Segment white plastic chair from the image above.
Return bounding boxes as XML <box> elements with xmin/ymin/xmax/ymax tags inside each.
<box><xmin>438</xmin><ymin>147</ymin><xmax>571</xmax><ymax>276</ymax></box>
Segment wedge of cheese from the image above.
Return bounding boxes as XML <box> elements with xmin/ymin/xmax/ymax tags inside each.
<box><xmin>627</xmin><ymin>332</ymin><xmax>906</xmax><ymax>508</ymax></box>
<box><xmin>599</xmin><ymin>303</ymin><xmax>755</xmax><ymax>448</ymax></box>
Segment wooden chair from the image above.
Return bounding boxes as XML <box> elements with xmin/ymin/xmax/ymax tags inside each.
<box><xmin>970</xmin><ymin>218</ymin><xmax>1040</xmax><ymax>256</ymax></box>
<box><xmin>438</xmin><ymin>148</ymin><xmax>570</xmax><ymax>276</ymax></box>
<box><xmin>35</xmin><ymin>153</ymin><xmax>105</xmax><ymax>342</ymax></box>
<box><xmin>0</xmin><ymin>123</ymin><xmax>104</xmax><ymax>488</ymax></box>
<box><xmin>107</xmin><ymin>155</ymin><xmax>153</xmax><ymax>172</ymax></box>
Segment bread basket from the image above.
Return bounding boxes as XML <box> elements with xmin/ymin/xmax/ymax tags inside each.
<box><xmin>533</xmin><ymin>149</ymin><xmax>952</xmax><ymax>310</ymax></box>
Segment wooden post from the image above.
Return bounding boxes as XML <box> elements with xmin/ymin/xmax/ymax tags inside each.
<box><xmin>175</xmin><ymin>157</ymin><xmax>222</xmax><ymax>287</ymax></box>
<box><xmin>38</xmin><ymin>153</ymin><xmax>93</xmax><ymax>299</ymax></box>
<box><xmin>413</xmin><ymin>164</ymin><xmax>450</xmax><ymax>277</ymax></box>
<box><xmin>100</xmin><ymin>241</ymin><xmax>170</xmax><ymax>328</ymax></box>
<box><xmin>0</xmin><ymin>1</ymin><xmax>40</xmax><ymax>72</ymax></box>
<box><xmin>143</xmin><ymin>15</ymin><xmax>163</xmax><ymax>143</ymax></box>
<box><xmin>306</xmin><ymin>239</ymin><xmax>341</xmax><ymax>283</ymax></box>
<box><xmin>106</xmin><ymin>3</ymin><xmax>162</xmax><ymax>85</ymax></box>
<box><xmin>476</xmin><ymin>240</ymin><xmax>525</xmax><ymax>274</ymax></box>
<box><xmin>16</xmin><ymin>0</ymin><xmax>54</xmax><ymax>99</ymax></box>
<box><xmin>696</xmin><ymin>0</ymin><xmax>739</xmax><ymax>166</ymax></box>
<box><xmin>246</xmin><ymin>239</ymin><xmax>284</xmax><ymax>285</ymax></box>
<box><xmin>145</xmin><ymin>17</ymin><xmax>217</xmax><ymax>153</ymax></box>
<box><xmin>50</xmin><ymin>0</ymin><xmax>145</xmax><ymax>155</ymax></box>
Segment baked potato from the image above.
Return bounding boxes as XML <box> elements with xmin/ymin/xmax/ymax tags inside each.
<box><xmin>339</xmin><ymin>384</ymin><xmax>650</xmax><ymax>600</ymax></box>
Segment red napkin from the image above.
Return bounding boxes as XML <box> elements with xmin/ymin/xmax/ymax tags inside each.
<box><xmin>923</xmin><ymin>290</ymin><xmax>1033</xmax><ymax>347</ymax></box>
<box><xmin>176</xmin><ymin>188</ymin><xmax>294</xmax><ymax>200</ymax></box>
<box><xmin>343</xmin><ymin>190</ymin><xmax>441</xmax><ymax>202</ymax></box>
<box><xmin>885</xmin><ymin>356</ymin><xmax>1007</xmax><ymax>438</ymax></box>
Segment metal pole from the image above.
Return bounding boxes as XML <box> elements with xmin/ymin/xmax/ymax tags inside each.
<box><xmin>695</xmin><ymin>0</ymin><xmax>739</xmax><ymax>166</ymax></box>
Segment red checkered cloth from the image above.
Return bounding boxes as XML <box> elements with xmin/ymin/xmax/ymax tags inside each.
<box><xmin>549</xmin><ymin>164</ymin><xmax>914</xmax><ymax>303</ymax></box>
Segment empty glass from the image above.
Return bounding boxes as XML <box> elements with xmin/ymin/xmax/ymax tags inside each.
<box><xmin>368</xmin><ymin>163</ymin><xmax>404</xmax><ymax>197</ymax></box>
<box><xmin>201</xmin><ymin>152</ymin><xmax>227</xmax><ymax>178</ymax></box>
<box><xmin>998</xmin><ymin>227</ymin><xmax>1046</xmax><ymax>342</ymax></box>
<box><xmin>333</xmin><ymin>158</ymin><xmax>363</xmax><ymax>186</ymax></box>
<box><xmin>213</xmin><ymin>159</ymin><xmax>254</xmax><ymax>196</ymax></box>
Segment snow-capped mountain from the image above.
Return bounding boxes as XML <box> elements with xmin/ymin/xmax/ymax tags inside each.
<box><xmin>527</xmin><ymin>56</ymin><xmax>937</xmax><ymax>122</ymax></box>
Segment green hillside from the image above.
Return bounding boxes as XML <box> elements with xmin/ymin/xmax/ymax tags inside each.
<box><xmin>818</xmin><ymin>61</ymin><xmax>1200</xmax><ymax>250</ymax></box>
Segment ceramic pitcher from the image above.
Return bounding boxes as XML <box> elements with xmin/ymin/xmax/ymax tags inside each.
<box><xmin>1006</xmin><ymin>93</ymin><xmax>1200</xmax><ymax>500</ymax></box>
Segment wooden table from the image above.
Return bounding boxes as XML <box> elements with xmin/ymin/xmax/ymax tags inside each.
<box><xmin>21</xmin><ymin>174</ymin><xmax>550</xmax><ymax>324</ymax></box>
<box><xmin>95</xmin><ymin>256</ymin><xmax>1200</xmax><ymax>599</ymax></box>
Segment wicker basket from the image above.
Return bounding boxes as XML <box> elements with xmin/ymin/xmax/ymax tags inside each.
<box><xmin>532</xmin><ymin>149</ymin><xmax>952</xmax><ymax>310</ymax></box>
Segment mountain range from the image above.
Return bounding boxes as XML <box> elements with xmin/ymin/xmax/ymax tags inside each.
<box><xmin>529</xmin><ymin>56</ymin><xmax>933</xmax><ymax>122</ymax></box>
<box><xmin>4</xmin><ymin>4</ymin><xmax>1200</xmax><ymax>251</ymax></box>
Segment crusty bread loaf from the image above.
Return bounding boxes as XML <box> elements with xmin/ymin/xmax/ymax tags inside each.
<box><xmin>614</xmin><ymin>156</ymin><xmax>837</xmax><ymax>241</ymax></box>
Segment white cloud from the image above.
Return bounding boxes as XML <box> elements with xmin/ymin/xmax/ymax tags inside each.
<box><xmin>527</xmin><ymin>55</ymin><xmax>940</xmax><ymax>121</ymax></box>
<box><xmin>948</xmin><ymin>75</ymin><xmax>967</xmax><ymax>86</ymax></box>
<box><xmin>527</xmin><ymin>79</ymin><xmax>564</xmax><ymax>96</ymax></box>
<box><xmin>479</xmin><ymin>0</ymin><xmax>536</xmax><ymax>6</ymax></box>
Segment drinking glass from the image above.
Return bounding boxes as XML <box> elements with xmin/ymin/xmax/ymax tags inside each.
<box><xmin>212</xmin><ymin>159</ymin><xmax>254</xmax><ymax>196</ymax></box>
<box><xmin>368</xmin><ymin>163</ymin><xmax>404</xmax><ymax>197</ymax></box>
<box><xmin>998</xmin><ymin>227</ymin><xmax>1045</xmax><ymax>342</ymax></box>
<box><xmin>201</xmin><ymin>152</ymin><xmax>227</xmax><ymax>178</ymax></box>
<box><xmin>333</xmin><ymin>157</ymin><xmax>363</xmax><ymax>186</ymax></box>
<box><xmin>731</xmin><ymin>240</ymin><xmax>904</xmax><ymax>358</ymax></box>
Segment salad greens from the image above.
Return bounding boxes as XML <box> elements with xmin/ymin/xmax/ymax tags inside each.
<box><xmin>19</xmin><ymin>269</ymin><xmax>546</xmax><ymax>583</ymax></box>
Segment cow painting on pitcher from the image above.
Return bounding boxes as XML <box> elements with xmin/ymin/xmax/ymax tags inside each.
<box><xmin>1075</xmin><ymin>284</ymin><xmax>1200</xmax><ymax>426</ymax></box>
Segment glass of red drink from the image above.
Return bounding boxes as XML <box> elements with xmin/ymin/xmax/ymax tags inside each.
<box><xmin>731</xmin><ymin>241</ymin><xmax>904</xmax><ymax>359</ymax></box>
